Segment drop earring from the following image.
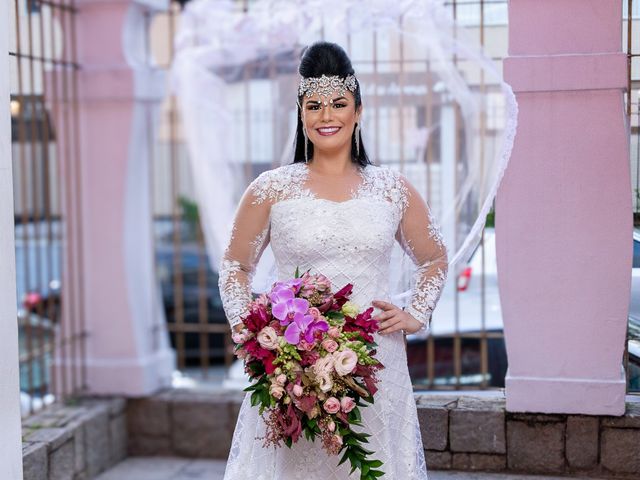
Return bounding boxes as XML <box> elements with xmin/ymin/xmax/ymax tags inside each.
<box><xmin>303</xmin><ymin>127</ymin><xmax>309</xmax><ymax>163</ymax></box>
<box><xmin>354</xmin><ymin>122</ymin><xmax>360</xmax><ymax>157</ymax></box>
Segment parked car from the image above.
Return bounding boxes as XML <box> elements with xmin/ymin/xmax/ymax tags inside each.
<box><xmin>406</xmin><ymin>228</ymin><xmax>507</xmax><ymax>388</ymax></box>
<box><xmin>626</xmin><ymin>229</ymin><xmax>640</xmax><ymax>390</ymax></box>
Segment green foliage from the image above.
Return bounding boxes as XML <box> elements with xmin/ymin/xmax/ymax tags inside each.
<box><xmin>485</xmin><ymin>205</ymin><xmax>495</xmax><ymax>228</ymax></box>
<box><xmin>178</xmin><ymin>195</ymin><xmax>200</xmax><ymax>224</ymax></box>
<box><xmin>336</xmin><ymin>417</ymin><xmax>385</xmax><ymax>480</ymax></box>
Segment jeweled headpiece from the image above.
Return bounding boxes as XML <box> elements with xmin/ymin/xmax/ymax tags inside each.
<box><xmin>297</xmin><ymin>74</ymin><xmax>358</xmax><ymax>107</ymax></box>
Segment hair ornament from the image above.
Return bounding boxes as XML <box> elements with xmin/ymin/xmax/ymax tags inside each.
<box><xmin>297</xmin><ymin>74</ymin><xmax>358</xmax><ymax>106</ymax></box>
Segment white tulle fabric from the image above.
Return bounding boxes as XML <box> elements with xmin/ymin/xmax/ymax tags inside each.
<box><xmin>220</xmin><ymin>162</ymin><xmax>447</xmax><ymax>479</ymax></box>
<box><xmin>171</xmin><ymin>0</ymin><xmax>519</xmax><ymax>305</ymax></box>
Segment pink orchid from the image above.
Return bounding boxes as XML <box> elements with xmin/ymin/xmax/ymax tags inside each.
<box><xmin>284</xmin><ymin>313</ymin><xmax>329</xmax><ymax>345</ymax></box>
<box><xmin>272</xmin><ymin>297</ymin><xmax>310</xmax><ymax>326</ymax></box>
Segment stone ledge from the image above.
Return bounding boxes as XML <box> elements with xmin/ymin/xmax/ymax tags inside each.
<box><xmin>25</xmin><ymin>392</ymin><xmax>637</xmax><ymax>478</ymax></box>
<box><xmin>22</xmin><ymin>397</ymin><xmax>127</xmax><ymax>480</ymax></box>
<box><xmin>126</xmin><ymin>389</ymin><xmax>640</xmax><ymax>479</ymax></box>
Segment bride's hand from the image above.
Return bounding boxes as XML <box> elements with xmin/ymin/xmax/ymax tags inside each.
<box><xmin>371</xmin><ymin>300</ymin><xmax>423</xmax><ymax>335</ymax></box>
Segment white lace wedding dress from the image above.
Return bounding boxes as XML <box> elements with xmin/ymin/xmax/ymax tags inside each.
<box><xmin>218</xmin><ymin>161</ymin><xmax>448</xmax><ymax>480</ymax></box>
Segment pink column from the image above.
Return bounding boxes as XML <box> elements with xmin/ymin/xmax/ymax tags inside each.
<box><xmin>498</xmin><ymin>0</ymin><xmax>630</xmax><ymax>415</ymax></box>
<box><xmin>66</xmin><ymin>0</ymin><xmax>174</xmax><ymax>395</ymax></box>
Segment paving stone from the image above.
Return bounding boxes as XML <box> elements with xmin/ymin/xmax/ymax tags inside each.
<box><xmin>22</xmin><ymin>441</ymin><xmax>48</xmax><ymax>480</ymax></box>
<box><xmin>49</xmin><ymin>439</ymin><xmax>74</xmax><ymax>480</ymax></box>
<box><xmin>127</xmin><ymin>398</ymin><xmax>171</xmax><ymax>437</ymax></box>
<box><xmin>451</xmin><ymin>452</ymin><xmax>506</xmax><ymax>471</ymax></box>
<box><xmin>83</xmin><ymin>406</ymin><xmax>111</xmax><ymax>477</ymax></box>
<box><xmin>417</xmin><ymin>405</ymin><xmax>448</xmax><ymax>451</ymax></box>
<box><xmin>506</xmin><ymin>420</ymin><xmax>565</xmax><ymax>474</ymax></box>
<box><xmin>565</xmin><ymin>415</ymin><xmax>599</xmax><ymax>468</ymax></box>
<box><xmin>425</xmin><ymin>450</ymin><xmax>452</xmax><ymax>469</ymax></box>
<box><xmin>450</xmin><ymin>398</ymin><xmax>505</xmax><ymax>454</ymax></box>
<box><xmin>600</xmin><ymin>427</ymin><xmax>640</xmax><ymax>474</ymax></box>
<box><xmin>600</xmin><ymin>402</ymin><xmax>640</xmax><ymax>428</ymax></box>
<box><xmin>127</xmin><ymin>434</ymin><xmax>173</xmax><ymax>457</ymax></box>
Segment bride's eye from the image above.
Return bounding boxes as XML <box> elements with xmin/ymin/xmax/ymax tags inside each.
<box><xmin>334</xmin><ymin>103</ymin><xmax>347</xmax><ymax>108</ymax></box>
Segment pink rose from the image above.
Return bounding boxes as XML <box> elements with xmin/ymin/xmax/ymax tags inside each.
<box><xmin>340</xmin><ymin>396</ymin><xmax>356</xmax><ymax>413</ymax></box>
<box><xmin>323</xmin><ymin>397</ymin><xmax>341</xmax><ymax>414</ymax></box>
<box><xmin>308</xmin><ymin>307</ymin><xmax>321</xmax><ymax>319</ymax></box>
<box><xmin>333</xmin><ymin>348</ymin><xmax>358</xmax><ymax>376</ymax></box>
<box><xmin>327</xmin><ymin>327</ymin><xmax>340</xmax><ymax>339</ymax></box>
<box><xmin>298</xmin><ymin>339</ymin><xmax>315</xmax><ymax>351</ymax></box>
<box><xmin>275</xmin><ymin>374</ymin><xmax>287</xmax><ymax>386</ymax></box>
<box><xmin>292</xmin><ymin>384</ymin><xmax>304</xmax><ymax>397</ymax></box>
<box><xmin>328</xmin><ymin>420</ymin><xmax>336</xmax><ymax>432</ymax></box>
<box><xmin>231</xmin><ymin>332</ymin><xmax>243</xmax><ymax>344</ymax></box>
<box><xmin>257</xmin><ymin>326</ymin><xmax>279</xmax><ymax>350</ymax></box>
<box><xmin>321</xmin><ymin>339</ymin><xmax>338</xmax><ymax>353</ymax></box>
<box><xmin>269</xmin><ymin>383</ymin><xmax>285</xmax><ymax>399</ymax></box>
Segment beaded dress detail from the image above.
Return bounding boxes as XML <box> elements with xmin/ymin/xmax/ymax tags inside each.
<box><xmin>219</xmin><ymin>161</ymin><xmax>448</xmax><ymax>479</ymax></box>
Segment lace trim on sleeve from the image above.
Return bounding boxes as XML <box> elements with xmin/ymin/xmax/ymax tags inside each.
<box><xmin>395</xmin><ymin>173</ymin><xmax>449</xmax><ymax>332</ymax></box>
<box><xmin>218</xmin><ymin>187</ymin><xmax>271</xmax><ymax>329</ymax></box>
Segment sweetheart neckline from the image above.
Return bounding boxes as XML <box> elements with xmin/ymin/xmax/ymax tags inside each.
<box><xmin>270</xmin><ymin>195</ymin><xmax>370</xmax><ymax>208</ymax></box>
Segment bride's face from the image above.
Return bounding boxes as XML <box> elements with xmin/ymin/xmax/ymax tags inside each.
<box><xmin>301</xmin><ymin>90</ymin><xmax>362</xmax><ymax>154</ymax></box>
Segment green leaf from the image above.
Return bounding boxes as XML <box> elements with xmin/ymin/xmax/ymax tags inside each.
<box><xmin>294</xmin><ymin>266</ymin><xmax>300</xmax><ymax>278</ymax></box>
<box><xmin>368</xmin><ymin>460</ymin><xmax>383</xmax><ymax>468</ymax></box>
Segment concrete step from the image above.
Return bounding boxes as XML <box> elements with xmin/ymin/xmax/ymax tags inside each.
<box><xmin>95</xmin><ymin>457</ymin><xmax>605</xmax><ymax>480</ymax></box>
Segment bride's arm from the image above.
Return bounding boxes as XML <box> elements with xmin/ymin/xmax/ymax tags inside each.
<box><xmin>218</xmin><ymin>177</ymin><xmax>272</xmax><ymax>333</ymax></box>
<box><xmin>395</xmin><ymin>175</ymin><xmax>449</xmax><ymax>333</ymax></box>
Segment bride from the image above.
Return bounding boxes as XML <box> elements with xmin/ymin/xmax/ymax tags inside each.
<box><xmin>218</xmin><ymin>41</ymin><xmax>448</xmax><ymax>480</ymax></box>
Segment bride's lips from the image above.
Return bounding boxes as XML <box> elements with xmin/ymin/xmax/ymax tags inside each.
<box><xmin>317</xmin><ymin>126</ymin><xmax>341</xmax><ymax>136</ymax></box>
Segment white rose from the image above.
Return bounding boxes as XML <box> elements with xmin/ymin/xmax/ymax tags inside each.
<box><xmin>257</xmin><ymin>326</ymin><xmax>279</xmax><ymax>350</ymax></box>
<box><xmin>317</xmin><ymin>373</ymin><xmax>334</xmax><ymax>393</ymax></box>
<box><xmin>313</xmin><ymin>354</ymin><xmax>335</xmax><ymax>376</ymax></box>
<box><xmin>333</xmin><ymin>349</ymin><xmax>358</xmax><ymax>376</ymax></box>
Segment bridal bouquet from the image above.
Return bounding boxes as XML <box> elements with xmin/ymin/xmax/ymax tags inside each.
<box><xmin>231</xmin><ymin>267</ymin><xmax>385</xmax><ymax>480</ymax></box>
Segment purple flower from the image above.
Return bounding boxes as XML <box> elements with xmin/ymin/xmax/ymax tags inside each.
<box><xmin>272</xmin><ymin>297</ymin><xmax>310</xmax><ymax>326</ymax></box>
<box><xmin>284</xmin><ymin>314</ymin><xmax>329</xmax><ymax>346</ymax></box>
<box><xmin>268</xmin><ymin>279</ymin><xmax>303</xmax><ymax>303</ymax></box>
<box><xmin>269</xmin><ymin>286</ymin><xmax>294</xmax><ymax>304</ymax></box>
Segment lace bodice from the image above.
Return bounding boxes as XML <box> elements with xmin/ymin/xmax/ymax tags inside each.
<box><xmin>218</xmin><ymin>161</ymin><xmax>448</xmax><ymax>332</ymax></box>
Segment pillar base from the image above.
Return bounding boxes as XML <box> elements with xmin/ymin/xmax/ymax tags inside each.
<box><xmin>82</xmin><ymin>348</ymin><xmax>175</xmax><ymax>397</ymax></box>
<box><xmin>505</xmin><ymin>365</ymin><xmax>627</xmax><ymax>415</ymax></box>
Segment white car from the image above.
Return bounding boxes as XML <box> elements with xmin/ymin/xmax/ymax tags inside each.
<box><xmin>408</xmin><ymin>227</ymin><xmax>503</xmax><ymax>341</ymax></box>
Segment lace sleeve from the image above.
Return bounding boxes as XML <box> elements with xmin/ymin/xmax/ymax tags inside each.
<box><xmin>395</xmin><ymin>174</ymin><xmax>449</xmax><ymax>333</ymax></box>
<box><xmin>218</xmin><ymin>174</ymin><xmax>272</xmax><ymax>331</ymax></box>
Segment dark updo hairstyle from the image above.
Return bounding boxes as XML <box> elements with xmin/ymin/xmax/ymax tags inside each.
<box><xmin>293</xmin><ymin>41</ymin><xmax>371</xmax><ymax>167</ymax></box>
